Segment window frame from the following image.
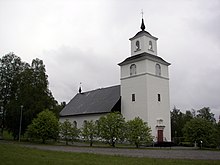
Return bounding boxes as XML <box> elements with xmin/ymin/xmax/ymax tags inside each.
<box><xmin>149</xmin><ymin>41</ymin><xmax>153</xmax><ymax>51</ymax></box>
<box><xmin>155</xmin><ymin>63</ymin><xmax>161</xmax><ymax>76</ymax></box>
<box><xmin>130</xmin><ymin>64</ymin><xmax>137</xmax><ymax>76</ymax></box>
<box><xmin>132</xmin><ymin>94</ymin><xmax>136</xmax><ymax>102</ymax></box>
<box><xmin>158</xmin><ymin>94</ymin><xmax>161</xmax><ymax>102</ymax></box>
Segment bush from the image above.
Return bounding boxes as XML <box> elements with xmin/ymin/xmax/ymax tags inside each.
<box><xmin>26</xmin><ymin>110</ymin><xmax>59</xmax><ymax>143</ymax></box>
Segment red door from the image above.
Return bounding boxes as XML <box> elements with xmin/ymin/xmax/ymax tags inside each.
<box><xmin>157</xmin><ymin>130</ymin><xmax>163</xmax><ymax>142</ymax></box>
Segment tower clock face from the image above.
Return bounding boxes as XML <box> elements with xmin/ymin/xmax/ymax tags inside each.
<box><xmin>136</xmin><ymin>40</ymin><xmax>140</xmax><ymax>50</ymax></box>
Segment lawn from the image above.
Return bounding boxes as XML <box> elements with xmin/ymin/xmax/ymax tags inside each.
<box><xmin>0</xmin><ymin>142</ymin><xmax>219</xmax><ymax>165</ymax></box>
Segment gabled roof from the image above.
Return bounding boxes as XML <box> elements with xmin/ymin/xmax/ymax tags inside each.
<box><xmin>118</xmin><ymin>52</ymin><xmax>171</xmax><ymax>66</ymax></box>
<box><xmin>60</xmin><ymin>85</ymin><xmax>120</xmax><ymax>117</ymax></box>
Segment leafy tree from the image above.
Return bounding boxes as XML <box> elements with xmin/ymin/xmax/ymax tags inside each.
<box><xmin>69</xmin><ymin>124</ymin><xmax>80</xmax><ymax>144</ymax></box>
<box><xmin>81</xmin><ymin>120</ymin><xmax>97</xmax><ymax>146</ymax></box>
<box><xmin>126</xmin><ymin>117</ymin><xmax>152</xmax><ymax>148</ymax></box>
<box><xmin>0</xmin><ymin>53</ymin><xmax>59</xmax><ymax>139</ymax></box>
<box><xmin>98</xmin><ymin>112</ymin><xmax>125</xmax><ymax>147</ymax></box>
<box><xmin>26</xmin><ymin>110</ymin><xmax>59</xmax><ymax>143</ymax></box>
<box><xmin>0</xmin><ymin>53</ymin><xmax>24</xmax><ymax>136</ymax></box>
<box><xmin>182</xmin><ymin>118</ymin><xmax>215</xmax><ymax>147</ymax></box>
<box><xmin>171</xmin><ymin>107</ymin><xmax>193</xmax><ymax>144</ymax></box>
<box><xmin>59</xmin><ymin>119</ymin><xmax>73</xmax><ymax>145</ymax></box>
<box><xmin>215</xmin><ymin>122</ymin><xmax>220</xmax><ymax>148</ymax></box>
<box><xmin>197</xmin><ymin>107</ymin><xmax>216</xmax><ymax>123</ymax></box>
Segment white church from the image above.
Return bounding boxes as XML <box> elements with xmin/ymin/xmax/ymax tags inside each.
<box><xmin>60</xmin><ymin>18</ymin><xmax>171</xmax><ymax>142</ymax></box>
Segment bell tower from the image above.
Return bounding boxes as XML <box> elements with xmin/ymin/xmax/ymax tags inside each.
<box><xmin>119</xmin><ymin>17</ymin><xmax>171</xmax><ymax>142</ymax></box>
<box><xmin>130</xmin><ymin>18</ymin><xmax>158</xmax><ymax>56</ymax></box>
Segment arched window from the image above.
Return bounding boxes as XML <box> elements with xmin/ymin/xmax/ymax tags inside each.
<box><xmin>83</xmin><ymin>120</ymin><xmax>87</xmax><ymax>125</ymax></box>
<box><xmin>155</xmin><ymin>64</ymin><xmax>161</xmax><ymax>76</ymax></box>
<box><xmin>135</xmin><ymin>40</ymin><xmax>140</xmax><ymax>51</ymax></box>
<box><xmin>149</xmin><ymin>41</ymin><xmax>153</xmax><ymax>50</ymax></box>
<box><xmin>130</xmin><ymin>64</ymin><xmax>136</xmax><ymax>76</ymax></box>
<box><xmin>73</xmin><ymin>121</ymin><xmax>77</xmax><ymax>128</ymax></box>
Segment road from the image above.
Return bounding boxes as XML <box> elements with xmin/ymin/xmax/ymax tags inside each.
<box><xmin>22</xmin><ymin>144</ymin><xmax>220</xmax><ymax>160</ymax></box>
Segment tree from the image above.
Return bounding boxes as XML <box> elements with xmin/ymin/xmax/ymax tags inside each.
<box><xmin>98</xmin><ymin>112</ymin><xmax>125</xmax><ymax>147</ymax></box>
<box><xmin>0</xmin><ymin>53</ymin><xmax>59</xmax><ymax>139</ymax></box>
<box><xmin>215</xmin><ymin>122</ymin><xmax>220</xmax><ymax>148</ymax></box>
<box><xmin>69</xmin><ymin>126</ymin><xmax>80</xmax><ymax>144</ymax></box>
<box><xmin>126</xmin><ymin>117</ymin><xmax>152</xmax><ymax>148</ymax></box>
<box><xmin>81</xmin><ymin>120</ymin><xmax>97</xmax><ymax>146</ymax></box>
<box><xmin>182</xmin><ymin>118</ymin><xmax>215</xmax><ymax>147</ymax></box>
<box><xmin>0</xmin><ymin>53</ymin><xmax>24</xmax><ymax>137</ymax></box>
<box><xmin>59</xmin><ymin>119</ymin><xmax>73</xmax><ymax>145</ymax></box>
<box><xmin>26</xmin><ymin>110</ymin><xmax>59</xmax><ymax>143</ymax></box>
<box><xmin>197</xmin><ymin>107</ymin><xmax>216</xmax><ymax>123</ymax></box>
<box><xmin>171</xmin><ymin>107</ymin><xmax>193</xmax><ymax>144</ymax></box>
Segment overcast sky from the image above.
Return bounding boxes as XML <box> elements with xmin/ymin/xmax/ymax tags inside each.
<box><xmin>0</xmin><ymin>0</ymin><xmax>220</xmax><ymax>119</ymax></box>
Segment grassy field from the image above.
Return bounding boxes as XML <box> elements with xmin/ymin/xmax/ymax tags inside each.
<box><xmin>0</xmin><ymin>142</ymin><xmax>220</xmax><ymax>165</ymax></box>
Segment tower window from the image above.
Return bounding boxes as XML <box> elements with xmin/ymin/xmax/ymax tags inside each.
<box><xmin>130</xmin><ymin>64</ymin><xmax>137</xmax><ymax>76</ymax></box>
<box><xmin>155</xmin><ymin>64</ymin><xmax>161</xmax><ymax>76</ymax></box>
<box><xmin>132</xmin><ymin>94</ymin><xmax>135</xmax><ymax>102</ymax></box>
<box><xmin>158</xmin><ymin>94</ymin><xmax>161</xmax><ymax>102</ymax></box>
<box><xmin>135</xmin><ymin>40</ymin><xmax>140</xmax><ymax>51</ymax></box>
<box><xmin>149</xmin><ymin>41</ymin><xmax>153</xmax><ymax>50</ymax></box>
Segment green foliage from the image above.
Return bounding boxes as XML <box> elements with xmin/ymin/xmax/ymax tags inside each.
<box><xmin>197</xmin><ymin>107</ymin><xmax>216</xmax><ymax>123</ymax></box>
<box><xmin>98</xmin><ymin>112</ymin><xmax>125</xmax><ymax>147</ymax></box>
<box><xmin>216</xmin><ymin>123</ymin><xmax>220</xmax><ymax>148</ymax></box>
<box><xmin>126</xmin><ymin>117</ymin><xmax>152</xmax><ymax>148</ymax></box>
<box><xmin>59</xmin><ymin>119</ymin><xmax>80</xmax><ymax>145</ymax></box>
<box><xmin>182</xmin><ymin>118</ymin><xmax>215</xmax><ymax>146</ymax></box>
<box><xmin>59</xmin><ymin>120</ymin><xmax>72</xmax><ymax>145</ymax></box>
<box><xmin>171</xmin><ymin>107</ymin><xmax>193</xmax><ymax>141</ymax></box>
<box><xmin>26</xmin><ymin>110</ymin><xmax>59</xmax><ymax>143</ymax></box>
<box><xmin>0</xmin><ymin>53</ymin><xmax>60</xmax><ymax>140</ymax></box>
<box><xmin>81</xmin><ymin>120</ymin><xmax>97</xmax><ymax>146</ymax></box>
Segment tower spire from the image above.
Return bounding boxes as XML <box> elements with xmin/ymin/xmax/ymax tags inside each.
<box><xmin>140</xmin><ymin>9</ymin><xmax>145</xmax><ymax>31</ymax></box>
<box><xmin>79</xmin><ymin>82</ymin><xmax>82</xmax><ymax>94</ymax></box>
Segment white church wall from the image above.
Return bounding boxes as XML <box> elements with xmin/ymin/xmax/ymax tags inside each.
<box><xmin>130</xmin><ymin>35</ymin><xmax>157</xmax><ymax>56</ymax></box>
<box><xmin>59</xmin><ymin>113</ymin><xmax>107</xmax><ymax>128</ymax></box>
<box><xmin>146</xmin><ymin>75</ymin><xmax>171</xmax><ymax>141</ymax></box>
<box><xmin>120</xmin><ymin>60</ymin><xmax>147</xmax><ymax>78</ymax></box>
<box><xmin>146</xmin><ymin>60</ymin><xmax>169</xmax><ymax>79</ymax></box>
<box><xmin>121</xmin><ymin>75</ymin><xmax>148</xmax><ymax>121</ymax></box>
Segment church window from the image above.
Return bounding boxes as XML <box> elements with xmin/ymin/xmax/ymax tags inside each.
<box><xmin>73</xmin><ymin>121</ymin><xmax>77</xmax><ymax>128</ymax></box>
<box><xmin>132</xmin><ymin>94</ymin><xmax>135</xmax><ymax>102</ymax></box>
<box><xmin>149</xmin><ymin>41</ymin><xmax>153</xmax><ymax>50</ymax></box>
<box><xmin>158</xmin><ymin>94</ymin><xmax>161</xmax><ymax>102</ymax></box>
<box><xmin>130</xmin><ymin>64</ymin><xmax>136</xmax><ymax>76</ymax></box>
<box><xmin>83</xmin><ymin>120</ymin><xmax>87</xmax><ymax>125</ymax></box>
<box><xmin>155</xmin><ymin>64</ymin><xmax>161</xmax><ymax>76</ymax></box>
<box><xmin>135</xmin><ymin>40</ymin><xmax>140</xmax><ymax>51</ymax></box>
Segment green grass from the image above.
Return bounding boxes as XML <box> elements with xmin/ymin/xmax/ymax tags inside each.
<box><xmin>0</xmin><ymin>142</ymin><xmax>220</xmax><ymax>165</ymax></box>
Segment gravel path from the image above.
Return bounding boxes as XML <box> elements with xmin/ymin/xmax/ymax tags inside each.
<box><xmin>22</xmin><ymin>144</ymin><xmax>220</xmax><ymax>160</ymax></box>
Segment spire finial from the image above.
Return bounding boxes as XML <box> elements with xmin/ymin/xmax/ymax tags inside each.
<box><xmin>79</xmin><ymin>82</ymin><xmax>82</xmax><ymax>94</ymax></box>
<box><xmin>140</xmin><ymin>9</ymin><xmax>145</xmax><ymax>31</ymax></box>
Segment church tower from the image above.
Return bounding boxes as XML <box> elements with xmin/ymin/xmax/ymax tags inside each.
<box><xmin>118</xmin><ymin>18</ymin><xmax>171</xmax><ymax>142</ymax></box>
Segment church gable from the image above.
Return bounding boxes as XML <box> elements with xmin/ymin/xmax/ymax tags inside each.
<box><xmin>60</xmin><ymin>85</ymin><xmax>120</xmax><ymax>117</ymax></box>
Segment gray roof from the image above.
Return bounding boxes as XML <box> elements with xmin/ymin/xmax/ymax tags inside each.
<box><xmin>118</xmin><ymin>52</ymin><xmax>171</xmax><ymax>66</ymax></box>
<box><xmin>60</xmin><ymin>85</ymin><xmax>120</xmax><ymax>117</ymax></box>
<box><xmin>129</xmin><ymin>30</ymin><xmax>158</xmax><ymax>41</ymax></box>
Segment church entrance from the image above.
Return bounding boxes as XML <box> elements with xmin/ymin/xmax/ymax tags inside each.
<box><xmin>157</xmin><ymin>130</ymin><xmax>163</xmax><ymax>142</ymax></box>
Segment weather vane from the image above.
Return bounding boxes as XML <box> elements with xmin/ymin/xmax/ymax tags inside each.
<box><xmin>141</xmin><ymin>9</ymin><xmax>144</xmax><ymax>19</ymax></box>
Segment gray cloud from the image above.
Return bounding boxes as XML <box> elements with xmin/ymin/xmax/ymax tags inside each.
<box><xmin>0</xmin><ymin>0</ymin><xmax>219</xmax><ymax>119</ymax></box>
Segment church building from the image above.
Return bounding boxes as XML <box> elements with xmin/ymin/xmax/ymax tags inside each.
<box><xmin>60</xmin><ymin>18</ymin><xmax>171</xmax><ymax>142</ymax></box>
